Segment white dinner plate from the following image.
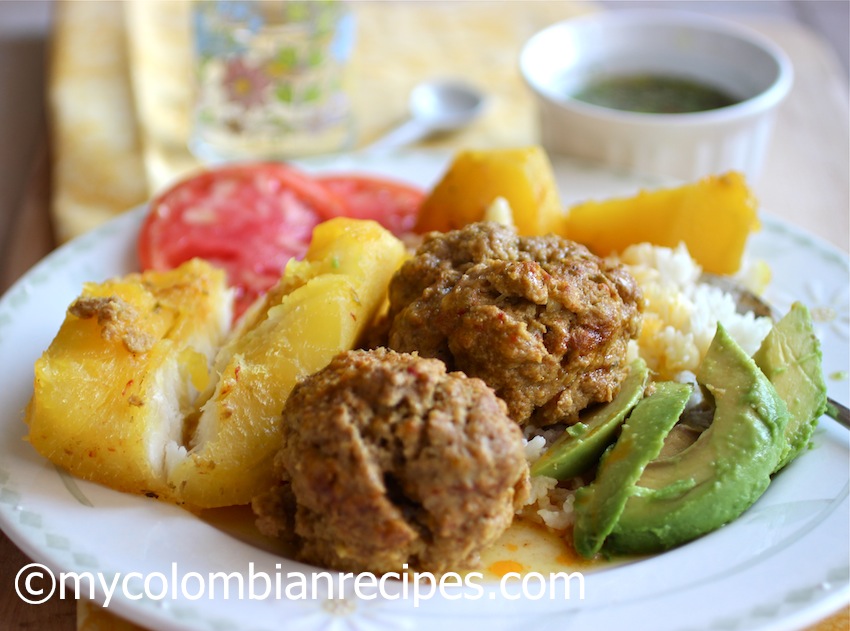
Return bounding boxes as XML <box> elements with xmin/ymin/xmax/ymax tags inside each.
<box><xmin>0</xmin><ymin>151</ymin><xmax>847</xmax><ymax>631</ymax></box>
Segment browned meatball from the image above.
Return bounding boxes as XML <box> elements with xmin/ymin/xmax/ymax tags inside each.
<box><xmin>252</xmin><ymin>348</ymin><xmax>530</xmax><ymax>575</ymax></box>
<box><xmin>386</xmin><ymin>222</ymin><xmax>643</xmax><ymax>426</ymax></box>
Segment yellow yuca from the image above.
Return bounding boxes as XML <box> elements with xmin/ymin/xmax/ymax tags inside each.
<box><xmin>562</xmin><ymin>172</ymin><xmax>759</xmax><ymax>275</ymax></box>
<box><xmin>169</xmin><ymin>217</ymin><xmax>407</xmax><ymax>508</ymax></box>
<box><xmin>414</xmin><ymin>146</ymin><xmax>563</xmax><ymax>237</ymax></box>
<box><xmin>25</xmin><ymin>259</ymin><xmax>232</xmax><ymax>499</ymax></box>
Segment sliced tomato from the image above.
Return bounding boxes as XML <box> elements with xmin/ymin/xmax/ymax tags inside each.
<box><xmin>138</xmin><ymin>162</ymin><xmax>346</xmax><ymax>319</ymax></box>
<box><xmin>316</xmin><ymin>174</ymin><xmax>426</xmax><ymax>236</ymax></box>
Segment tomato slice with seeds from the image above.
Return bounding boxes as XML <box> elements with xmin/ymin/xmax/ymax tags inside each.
<box><xmin>317</xmin><ymin>174</ymin><xmax>426</xmax><ymax>236</ymax></box>
<box><xmin>138</xmin><ymin>162</ymin><xmax>346</xmax><ymax>320</ymax></box>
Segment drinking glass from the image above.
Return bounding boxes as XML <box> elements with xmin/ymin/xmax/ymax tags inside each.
<box><xmin>190</xmin><ymin>0</ymin><xmax>355</xmax><ymax>162</ymax></box>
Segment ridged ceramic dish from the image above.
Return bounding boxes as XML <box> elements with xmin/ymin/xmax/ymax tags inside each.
<box><xmin>519</xmin><ymin>10</ymin><xmax>793</xmax><ymax>181</ymax></box>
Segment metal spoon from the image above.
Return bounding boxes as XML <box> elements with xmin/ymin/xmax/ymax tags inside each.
<box><xmin>700</xmin><ymin>272</ymin><xmax>850</xmax><ymax>429</ymax></box>
<box><xmin>363</xmin><ymin>79</ymin><xmax>486</xmax><ymax>154</ymax></box>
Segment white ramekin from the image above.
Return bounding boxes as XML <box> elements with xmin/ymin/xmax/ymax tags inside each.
<box><xmin>519</xmin><ymin>10</ymin><xmax>793</xmax><ymax>182</ymax></box>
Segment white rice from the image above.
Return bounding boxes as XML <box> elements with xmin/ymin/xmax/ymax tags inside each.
<box><xmin>618</xmin><ymin>242</ymin><xmax>773</xmax><ymax>381</ymax></box>
<box><xmin>524</xmin><ymin>434</ymin><xmax>548</xmax><ymax>464</ymax></box>
<box><xmin>519</xmin><ymin>462</ymin><xmax>580</xmax><ymax>532</ymax></box>
<box><xmin>520</xmin><ymin>434</ymin><xmax>586</xmax><ymax>532</ymax></box>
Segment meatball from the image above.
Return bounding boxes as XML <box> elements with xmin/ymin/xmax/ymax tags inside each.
<box><xmin>252</xmin><ymin>348</ymin><xmax>530</xmax><ymax>575</ymax></box>
<box><xmin>386</xmin><ymin>222</ymin><xmax>643</xmax><ymax>426</ymax></box>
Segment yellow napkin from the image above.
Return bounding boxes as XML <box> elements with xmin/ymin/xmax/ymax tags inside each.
<box><xmin>49</xmin><ymin>0</ymin><xmax>597</xmax><ymax>242</ymax></box>
<box><xmin>48</xmin><ymin>0</ymin><xmax>149</xmax><ymax>243</ymax></box>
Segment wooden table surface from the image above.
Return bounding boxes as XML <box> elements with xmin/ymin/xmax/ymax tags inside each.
<box><xmin>1</xmin><ymin>3</ymin><xmax>848</xmax><ymax>630</ymax></box>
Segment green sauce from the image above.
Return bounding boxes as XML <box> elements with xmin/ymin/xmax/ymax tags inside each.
<box><xmin>572</xmin><ymin>74</ymin><xmax>739</xmax><ymax>114</ymax></box>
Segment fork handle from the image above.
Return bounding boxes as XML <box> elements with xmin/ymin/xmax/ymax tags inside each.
<box><xmin>826</xmin><ymin>398</ymin><xmax>850</xmax><ymax>429</ymax></box>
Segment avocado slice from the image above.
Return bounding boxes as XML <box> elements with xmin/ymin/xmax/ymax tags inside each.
<box><xmin>753</xmin><ymin>302</ymin><xmax>828</xmax><ymax>472</ymax></box>
<box><xmin>603</xmin><ymin>324</ymin><xmax>790</xmax><ymax>555</ymax></box>
<box><xmin>572</xmin><ymin>380</ymin><xmax>692</xmax><ymax>558</ymax></box>
<box><xmin>531</xmin><ymin>359</ymin><xmax>649</xmax><ymax>480</ymax></box>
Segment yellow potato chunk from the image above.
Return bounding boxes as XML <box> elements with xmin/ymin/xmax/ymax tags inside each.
<box><xmin>25</xmin><ymin>259</ymin><xmax>232</xmax><ymax>499</ymax></box>
<box><xmin>562</xmin><ymin>172</ymin><xmax>759</xmax><ymax>275</ymax></box>
<box><xmin>169</xmin><ymin>218</ymin><xmax>407</xmax><ymax>508</ymax></box>
<box><xmin>414</xmin><ymin>147</ymin><xmax>563</xmax><ymax>236</ymax></box>
<box><xmin>26</xmin><ymin>219</ymin><xmax>405</xmax><ymax>509</ymax></box>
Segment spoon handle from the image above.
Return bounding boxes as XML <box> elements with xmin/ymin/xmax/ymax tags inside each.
<box><xmin>362</xmin><ymin>119</ymin><xmax>431</xmax><ymax>155</ymax></box>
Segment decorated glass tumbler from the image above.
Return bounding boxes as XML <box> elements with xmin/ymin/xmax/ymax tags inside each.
<box><xmin>190</xmin><ymin>0</ymin><xmax>356</xmax><ymax>162</ymax></box>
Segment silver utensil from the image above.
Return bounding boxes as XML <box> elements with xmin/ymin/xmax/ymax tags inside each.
<box><xmin>363</xmin><ymin>79</ymin><xmax>486</xmax><ymax>154</ymax></box>
<box><xmin>701</xmin><ymin>272</ymin><xmax>850</xmax><ymax>429</ymax></box>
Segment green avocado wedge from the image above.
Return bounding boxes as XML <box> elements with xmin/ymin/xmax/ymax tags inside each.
<box><xmin>572</xmin><ymin>381</ymin><xmax>692</xmax><ymax>558</ymax></box>
<box><xmin>603</xmin><ymin>324</ymin><xmax>790</xmax><ymax>556</ymax></box>
<box><xmin>531</xmin><ymin>359</ymin><xmax>649</xmax><ymax>480</ymax></box>
<box><xmin>753</xmin><ymin>302</ymin><xmax>828</xmax><ymax>472</ymax></box>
